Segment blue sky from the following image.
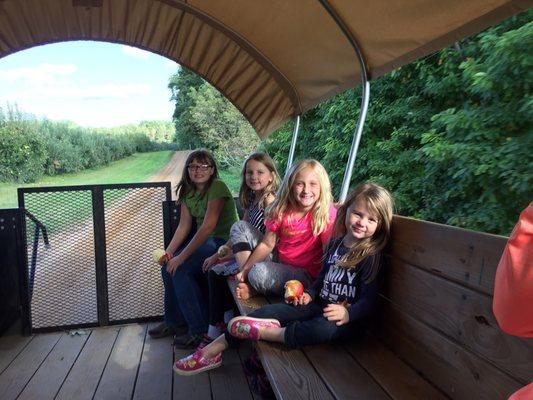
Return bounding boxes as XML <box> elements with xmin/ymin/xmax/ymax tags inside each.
<box><xmin>0</xmin><ymin>41</ymin><xmax>179</xmax><ymax>127</ymax></box>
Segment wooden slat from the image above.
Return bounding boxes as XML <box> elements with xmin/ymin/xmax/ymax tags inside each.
<box><xmin>388</xmin><ymin>216</ymin><xmax>507</xmax><ymax>295</ymax></box>
<box><xmin>132</xmin><ymin>323</ymin><xmax>173</xmax><ymax>400</ymax></box>
<box><xmin>304</xmin><ymin>344</ymin><xmax>390</xmax><ymax>400</ymax></box>
<box><xmin>173</xmin><ymin>348</ymin><xmax>211</xmax><ymax>400</ymax></box>
<box><xmin>257</xmin><ymin>342</ymin><xmax>334</xmax><ymax>400</ymax></box>
<box><xmin>93</xmin><ymin>324</ymin><xmax>147</xmax><ymax>400</ymax></box>
<box><xmin>385</xmin><ymin>258</ymin><xmax>533</xmax><ymax>382</ymax></box>
<box><xmin>17</xmin><ymin>332</ymin><xmax>89</xmax><ymax>400</ymax></box>
<box><xmin>237</xmin><ymin>341</ymin><xmax>263</xmax><ymax>400</ymax></box>
<box><xmin>379</xmin><ymin>302</ymin><xmax>523</xmax><ymax>400</ymax></box>
<box><xmin>210</xmin><ymin>347</ymin><xmax>254</xmax><ymax>400</ymax></box>
<box><xmin>0</xmin><ymin>335</ymin><xmax>33</xmax><ymax>373</ymax></box>
<box><xmin>345</xmin><ymin>336</ymin><xmax>448</xmax><ymax>400</ymax></box>
<box><xmin>56</xmin><ymin>326</ymin><xmax>120</xmax><ymax>400</ymax></box>
<box><xmin>0</xmin><ymin>332</ymin><xmax>61</xmax><ymax>400</ymax></box>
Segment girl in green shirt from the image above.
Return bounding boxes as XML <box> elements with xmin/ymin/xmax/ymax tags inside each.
<box><xmin>149</xmin><ymin>149</ymin><xmax>238</xmax><ymax>349</ymax></box>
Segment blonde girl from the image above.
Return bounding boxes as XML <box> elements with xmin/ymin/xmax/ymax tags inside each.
<box><xmin>235</xmin><ymin>159</ymin><xmax>337</xmax><ymax>300</ymax></box>
<box><xmin>173</xmin><ymin>183</ymin><xmax>394</xmax><ymax>375</ymax></box>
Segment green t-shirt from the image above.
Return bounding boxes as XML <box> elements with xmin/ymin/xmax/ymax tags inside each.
<box><xmin>183</xmin><ymin>179</ymin><xmax>239</xmax><ymax>240</ymax></box>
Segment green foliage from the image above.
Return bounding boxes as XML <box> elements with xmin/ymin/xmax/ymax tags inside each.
<box><xmin>265</xmin><ymin>11</ymin><xmax>533</xmax><ymax>236</ymax></box>
<box><xmin>0</xmin><ymin>104</ymin><xmax>176</xmax><ymax>183</ymax></box>
<box><xmin>169</xmin><ymin>67</ymin><xmax>259</xmax><ymax>168</ymax></box>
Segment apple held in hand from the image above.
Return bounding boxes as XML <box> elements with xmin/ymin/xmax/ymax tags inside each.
<box><xmin>284</xmin><ymin>280</ymin><xmax>304</xmax><ymax>302</ymax></box>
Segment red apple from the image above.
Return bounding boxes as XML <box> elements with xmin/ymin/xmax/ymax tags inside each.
<box><xmin>284</xmin><ymin>280</ymin><xmax>304</xmax><ymax>302</ymax></box>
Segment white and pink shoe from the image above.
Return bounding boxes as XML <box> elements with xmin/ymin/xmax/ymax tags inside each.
<box><xmin>228</xmin><ymin>316</ymin><xmax>281</xmax><ymax>341</ymax></box>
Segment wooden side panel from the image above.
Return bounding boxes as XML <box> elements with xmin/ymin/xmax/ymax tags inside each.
<box><xmin>379</xmin><ymin>302</ymin><xmax>523</xmax><ymax>400</ymax></box>
<box><xmin>385</xmin><ymin>258</ymin><xmax>533</xmax><ymax>382</ymax></box>
<box><xmin>388</xmin><ymin>216</ymin><xmax>506</xmax><ymax>295</ymax></box>
<box><xmin>56</xmin><ymin>327</ymin><xmax>120</xmax><ymax>400</ymax></box>
<box><xmin>345</xmin><ymin>336</ymin><xmax>448</xmax><ymax>400</ymax></box>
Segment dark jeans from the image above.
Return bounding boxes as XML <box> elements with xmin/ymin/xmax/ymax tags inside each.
<box><xmin>225</xmin><ymin>301</ymin><xmax>360</xmax><ymax>349</ymax></box>
<box><xmin>161</xmin><ymin>236</ymin><xmax>225</xmax><ymax>335</ymax></box>
<box><xmin>207</xmin><ymin>269</ymin><xmax>235</xmax><ymax>325</ymax></box>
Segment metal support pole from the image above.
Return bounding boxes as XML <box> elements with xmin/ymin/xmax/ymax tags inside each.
<box><xmin>318</xmin><ymin>0</ymin><xmax>371</xmax><ymax>202</ymax></box>
<box><xmin>285</xmin><ymin>115</ymin><xmax>300</xmax><ymax>174</ymax></box>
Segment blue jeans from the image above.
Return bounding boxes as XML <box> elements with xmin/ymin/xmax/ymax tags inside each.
<box><xmin>225</xmin><ymin>301</ymin><xmax>360</xmax><ymax>349</ymax></box>
<box><xmin>161</xmin><ymin>236</ymin><xmax>225</xmax><ymax>335</ymax></box>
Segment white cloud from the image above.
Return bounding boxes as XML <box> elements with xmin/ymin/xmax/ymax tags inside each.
<box><xmin>122</xmin><ymin>45</ymin><xmax>151</xmax><ymax>60</ymax></box>
<box><xmin>0</xmin><ymin>63</ymin><xmax>77</xmax><ymax>85</ymax></box>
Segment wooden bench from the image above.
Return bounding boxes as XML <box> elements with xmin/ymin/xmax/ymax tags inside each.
<box><xmin>227</xmin><ymin>215</ymin><xmax>533</xmax><ymax>400</ymax></box>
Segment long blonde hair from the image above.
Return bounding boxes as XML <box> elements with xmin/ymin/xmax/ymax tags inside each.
<box><xmin>334</xmin><ymin>183</ymin><xmax>394</xmax><ymax>281</ymax></box>
<box><xmin>239</xmin><ymin>152</ymin><xmax>280</xmax><ymax>209</ymax></box>
<box><xmin>266</xmin><ymin>159</ymin><xmax>333</xmax><ymax>236</ymax></box>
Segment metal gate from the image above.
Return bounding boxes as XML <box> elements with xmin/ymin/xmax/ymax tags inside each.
<box><xmin>18</xmin><ymin>183</ymin><xmax>171</xmax><ymax>332</ymax></box>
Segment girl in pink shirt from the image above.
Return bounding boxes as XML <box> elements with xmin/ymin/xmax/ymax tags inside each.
<box><xmin>235</xmin><ymin>159</ymin><xmax>336</xmax><ymax>300</ymax></box>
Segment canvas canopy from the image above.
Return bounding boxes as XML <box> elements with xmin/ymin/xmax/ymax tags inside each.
<box><xmin>0</xmin><ymin>0</ymin><xmax>530</xmax><ymax>138</ymax></box>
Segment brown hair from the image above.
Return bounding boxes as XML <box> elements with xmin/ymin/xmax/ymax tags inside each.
<box><xmin>176</xmin><ymin>149</ymin><xmax>218</xmax><ymax>202</ymax></box>
<box><xmin>238</xmin><ymin>152</ymin><xmax>280</xmax><ymax>210</ymax></box>
<box><xmin>333</xmin><ymin>183</ymin><xmax>394</xmax><ymax>282</ymax></box>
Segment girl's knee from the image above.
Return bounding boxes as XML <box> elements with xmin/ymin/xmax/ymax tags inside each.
<box><xmin>247</xmin><ymin>263</ymin><xmax>269</xmax><ymax>285</ymax></box>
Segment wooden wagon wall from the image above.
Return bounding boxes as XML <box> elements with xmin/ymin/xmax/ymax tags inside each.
<box><xmin>380</xmin><ymin>216</ymin><xmax>532</xmax><ymax>400</ymax></box>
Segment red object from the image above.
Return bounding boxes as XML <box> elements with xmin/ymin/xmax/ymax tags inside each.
<box><xmin>284</xmin><ymin>280</ymin><xmax>304</xmax><ymax>302</ymax></box>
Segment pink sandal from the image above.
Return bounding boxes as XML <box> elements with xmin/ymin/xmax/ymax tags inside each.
<box><xmin>228</xmin><ymin>316</ymin><xmax>281</xmax><ymax>341</ymax></box>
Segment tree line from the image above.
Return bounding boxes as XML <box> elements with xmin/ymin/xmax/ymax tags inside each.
<box><xmin>0</xmin><ymin>105</ymin><xmax>176</xmax><ymax>183</ymax></box>
<box><xmin>169</xmin><ymin>11</ymin><xmax>532</xmax><ymax>236</ymax></box>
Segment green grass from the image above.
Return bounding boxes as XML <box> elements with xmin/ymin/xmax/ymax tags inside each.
<box><xmin>219</xmin><ymin>166</ymin><xmax>241</xmax><ymax>196</ymax></box>
<box><xmin>0</xmin><ymin>151</ymin><xmax>174</xmax><ymax>209</ymax></box>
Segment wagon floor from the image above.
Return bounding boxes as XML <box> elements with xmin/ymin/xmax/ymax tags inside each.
<box><xmin>0</xmin><ymin>322</ymin><xmax>261</xmax><ymax>400</ymax></box>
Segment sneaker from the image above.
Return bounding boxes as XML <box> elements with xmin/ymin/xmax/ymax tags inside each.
<box><xmin>173</xmin><ymin>349</ymin><xmax>222</xmax><ymax>376</ymax></box>
<box><xmin>196</xmin><ymin>334</ymin><xmax>214</xmax><ymax>350</ymax></box>
<box><xmin>173</xmin><ymin>333</ymin><xmax>204</xmax><ymax>349</ymax></box>
<box><xmin>227</xmin><ymin>316</ymin><xmax>281</xmax><ymax>341</ymax></box>
<box><xmin>148</xmin><ymin>322</ymin><xmax>186</xmax><ymax>339</ymax></box>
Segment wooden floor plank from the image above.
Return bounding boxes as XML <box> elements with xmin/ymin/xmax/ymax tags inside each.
<box><xmin>237</xmin><ymin>341</ymin><xmax>263</xmax><ymax>400</ymax></box>
<box><xmin>133</xmin><ymin>323</ymin><xmax>173</xmax><ymax>400</ymax></box>
<box><xmin>173</xmin><ymin>348</ymin><xmax>211</xmax><ymax>400</ymax></box>
<box><xmin>344</xmin><ymin>336</ymin><xmax>447</xmax><ymax>400</ymax></box>
<box><xmin>17</xmin><ymin>332</ymin><xmax>89</xmax><ymax>400</ymax></box>
<box><xmin>0</xmin><ymin>332</ymin><xmax>61</xmax><ymax>400</ymax></box>
<box><xmin>93</xmin><ymin>324</ymin><xmax>147</xmax><ymax>400</ymax></box>
<box><xmin>210</xmin><ymin>347</ymin><xmax>253</xmax><ymax>400</ymax></box>
<box><xmin>257</xmin><ymin>342</ymin><xmax>334</xmax><ymax>400</ymax></box>
<box><xmin>55</xmin><ymin>326</ymin><xmax>120</xmax><ymax>400</ymax></box>
<box><xmin>305</xmin><ymin>344</ymin><xmax>390</xmax><ymax>400</ymax></box>
<box><xmin>0</xmin><ymin>334</ymin><xmax>33</xmax><ymax>373</ymax></box>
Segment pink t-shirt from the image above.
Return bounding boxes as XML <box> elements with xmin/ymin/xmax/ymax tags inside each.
<box><xmin>265</xmin><ymin>204</ymin><xmax>337</xmax><ymax>278</ymax></box>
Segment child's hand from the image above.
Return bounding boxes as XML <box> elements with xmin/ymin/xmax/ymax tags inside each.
<box><xmin>323</xmin><ymin>304</ymin><xmax>350</xmax><ymax>326</ymax></box>
<box><xmin>202</xmin><ymin>253</ymin><xmax>219</xmax><ymax>272</ymax></box>
<box><xmin>235</xmin><ymin>269</ymin><xmax>249</xmax><ymax>283</ymax></box>
<box><xmin>166</xmin><ymin>255</ymin><xmax>183</xmax><ymax>276</ymax></box>
<box><xmin>157</xmin><ymin>252</ymin><xmax>172</xmax><ymax>266</ymax></box>
<box><xmin>286</xmin><ymin>292</ymin><xmax>312</xmax><ymax>306</ymax></box>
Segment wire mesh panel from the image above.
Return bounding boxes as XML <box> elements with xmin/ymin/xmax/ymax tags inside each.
<box><xmin>22</xmin><ymin>189</ymin><xmax>97</xmax><ymax>329</ymax></box>
<box><xmin>104</xmin><ymin>186</ymin><xmax>167</xmax><ymax>322</ymax></box>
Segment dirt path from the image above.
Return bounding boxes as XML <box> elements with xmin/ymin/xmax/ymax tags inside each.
<box><xmin>29</xmin><ymin>151</ymin><xmax>191</xmax><ymax>328</ymax></box>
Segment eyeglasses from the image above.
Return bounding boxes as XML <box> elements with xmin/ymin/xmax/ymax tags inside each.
<box><xmin>187</xmin><ymin>164</ymin><xmax>212</xmax><ymax>172</ymax></box>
